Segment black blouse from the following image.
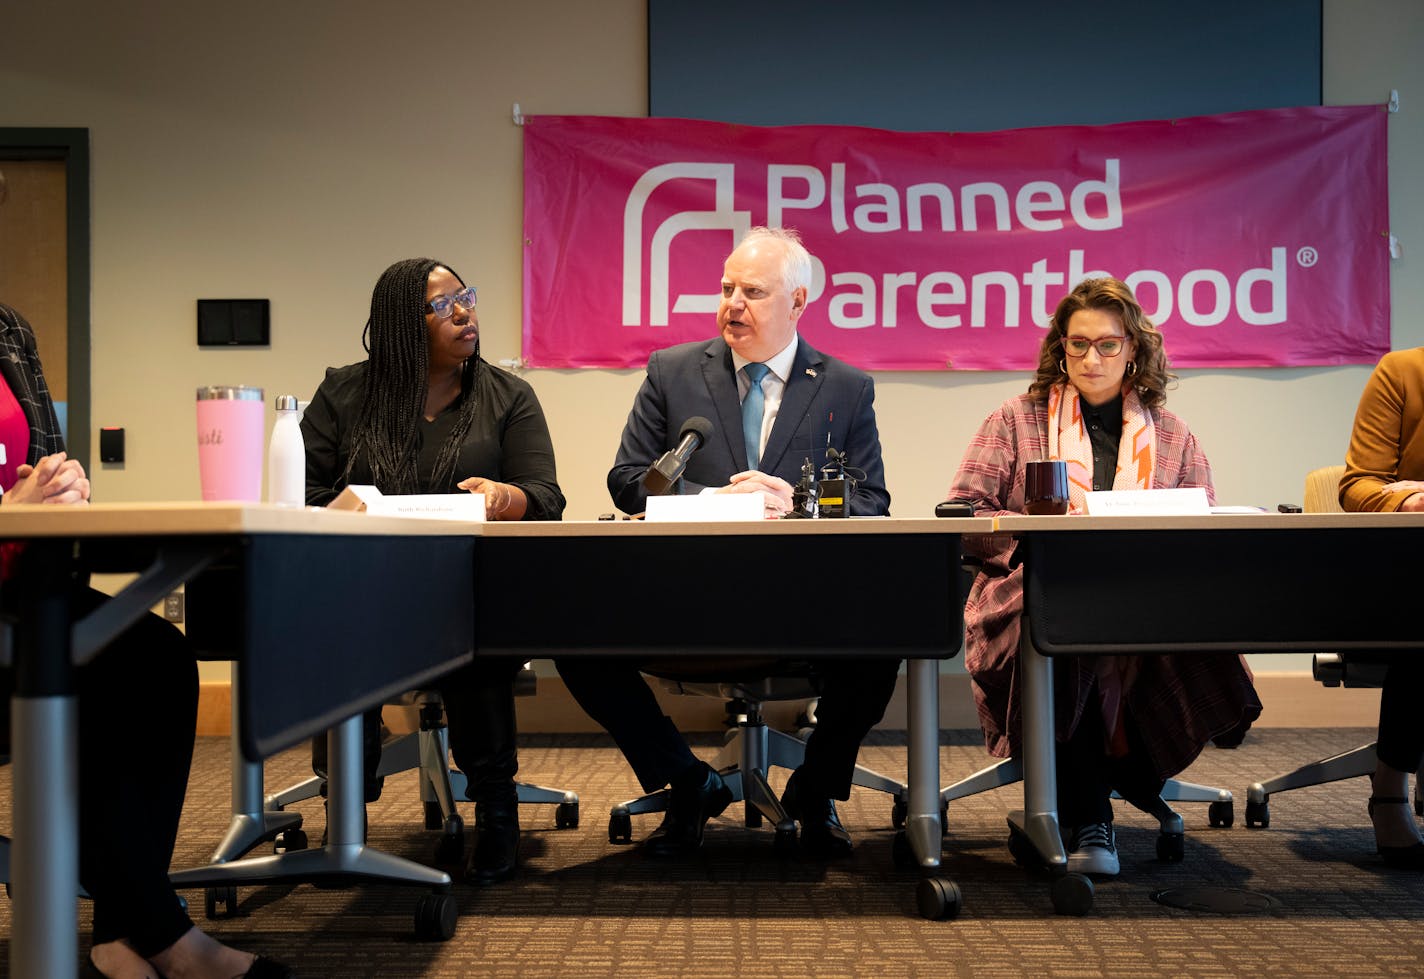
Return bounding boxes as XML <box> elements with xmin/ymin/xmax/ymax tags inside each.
<box><xmin>1080</xmin><ymin>394</ymin><xmax>1123</xmax><ymax>492</ymax></box>
<box><xmin>301</xmin><ymin>359</ymin><xmax>566</xmax><ymax>520</ymax></box>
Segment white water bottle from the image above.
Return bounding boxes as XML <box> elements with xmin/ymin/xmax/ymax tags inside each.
<box><xmin>267</xmin><ymin>394</ymin><xmax>305</xmax><ymax>506</ymax></box>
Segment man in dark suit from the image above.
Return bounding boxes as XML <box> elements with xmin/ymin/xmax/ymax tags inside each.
<box><xmin>558</xmin><ymin>227</ymin><xmax>898</xmax><ymax>858</ymax></box>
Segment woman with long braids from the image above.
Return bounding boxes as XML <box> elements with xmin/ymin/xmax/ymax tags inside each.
<box><xmin>302</xmin><ymin>258</ymin><xmax>565</xmax><ymax>885</ymax></box>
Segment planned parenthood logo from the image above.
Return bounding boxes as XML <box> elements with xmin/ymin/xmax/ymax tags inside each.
<box><xmin>524</xmin><ymin>110</ymin><xmax>1388</xmax><ymax>370</ymax></box>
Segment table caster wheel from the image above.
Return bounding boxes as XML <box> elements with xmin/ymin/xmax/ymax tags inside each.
<box><xmin>556</xmin><ymin>801</ymin><xmax>580</xmax><ymax>829</ymax></box>
<box><xmin>1051</xmin><ymin>873</ymin><xmax>1094</xmax><ymax>916</ymax></box>
<box><xmin>1156</xmin><ymin>831</ymin><xmax>1184</xmax><ymax>863</ymax></box>
<box><xmin>204</xmin><ymin>885</ymin><xmax>237</xmax><ymax>920</ymax></box>
<box><xmin>1208</xmin><ymin>800</ymin><xmax>1234</xmax><ymax>828</ymax></box>
<box><xmin>773</xmin><ymin>824</ymin><xmax>798</xmax><ymax>857</ymax></box>
<box><xmin>274</xmin><ymin>827</ymin><xmax>307</xmax><ymax>854</ymax></box>
<box><xmin>433</xmin><ymin>831</ymin><xmax>465</xmax><ymax>866</ymax></box>
<box><xmin>609</xmin><ymin>811</ymin><xmax>632</xmax><ymax>844</ymax></box>
<box><xmin>423</xmin><ymin>800</ymin><xmax>444</xmax><ymax>831</ymax></box>
<box><xmin>1007</xmin><ymin>823</ymin><xmax>1043</xmax><ymax>871</ymax></box>
<box><xmin>916</xmin><ymin>876</ymin><xmax>962</xmax><ymax>920</ymax></box>
<box><xmin>891</xmin><ymin>798</ymin><xmax>908</xmax><ymax>829</ymax></box>
<box><xmin>1245</xmin><ymin>799</ymin><xmax>1269</xmax><ymax>829</ymax></box>
<box><xmin>414</xmin><ymin>891</ymin><xmax>457</xmax><ymax>941</ymax></box>
<box><xmin>892</xmin><ymin>830</ymin><xmax>916</xmax><ymax>869</ymax></box>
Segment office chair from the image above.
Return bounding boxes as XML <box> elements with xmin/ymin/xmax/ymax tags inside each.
<box><xmin>266</xmin><ymin>666</ymin><xmax>579</xmax><ymax>863</ymax></box>
<box><xmin>1246</xmin><ymin>464</ymin><xmax>1422</xmax><ymax>827</ymax></box>
<box><xmin>607</xmin><ymin>661</ymin><xmax>908</xmax><ymax>851</ymax></box>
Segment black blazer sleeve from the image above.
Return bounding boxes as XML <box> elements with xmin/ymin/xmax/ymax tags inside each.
<box><xmin>608</xmin><ymin>349</ymin><xmax>674</xmax><ymax>515</ymax></box>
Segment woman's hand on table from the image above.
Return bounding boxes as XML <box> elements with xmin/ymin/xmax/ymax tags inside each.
<box><xmin>4</xmin><ymin>452</ymin><xmax>90</xmax><ymax>505</ymax></box>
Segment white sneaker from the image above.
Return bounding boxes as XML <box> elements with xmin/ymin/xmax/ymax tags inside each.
<box><xmin>1066</xmin><ymin>822</ymin><xmax>1119</xmax><ymax>877</ymax></box>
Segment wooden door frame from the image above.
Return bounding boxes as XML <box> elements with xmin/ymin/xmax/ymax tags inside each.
<box><xmin>0</xmin><ymin>127</ymin><xmax>90</xmax><ymax>467</ymax></box>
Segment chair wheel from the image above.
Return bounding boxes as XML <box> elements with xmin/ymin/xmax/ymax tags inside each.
<box><xmin>444</xmin><ymin>813</ymin><xmax>465</xmax><ymax>836</ymax></box>
<box><xmin>892</xmin><ymin>830</ymin><xmax>916</xmax><ymax>869</ymax></box>
<box><xmin>1051</xmin><ymin>873</ymin><xmax>1094</xmax><ymax>916</ymax></box>
<box><xmin>916</xmin><ymin>876</ymin><xmax>962</xmax><ymax>920</ymax></box>
<box><xmin>1208</xmin><ymin>800</ymin><xmax>1234</xmax><ymax>828</ymax></box>
<box><xmin>556</xmin><ymin>801</ymin><xmax>580</xmax><ymax>829</ymax></box>
<box><xmin>891</xmin><ymin>798</ymin><xmax>908</xmax><ymax>829</ymax></box>
<box><xmin>433</xmin><ymin>831</ymin><xmax>465</xmax><ymax>865</ymax></box>
<box><xmin>273</xmin><ymin>827</ymin><xmax>308</xmax><ymax>854</ymax></box>
<box><xmin>773</xmin><ymin>824</ymin><xmax>798</xmax><ymax>857</ymax></box>
<box><xmin>1245</xmin><ymin>799</ymin><xmax>1270</xmax><ymax>829</ymax></box>
<box><xmin>424</xmin><ymin>800</ymin><xmax>444</xmax><ymax>831</ymax></box>
<box><xmin>204</xmin><ymin>885</ymin><xmax>237</xmax><ymax>920</ymax></box>
<box><xmin>609</xmin><ymin>812</ymin><xmax>633</xmax><ymax>844</ymax></box>
<box><xmin>745</xmin><ymin>805</ymin><xmax>763</xmax><ymax>829</ymax></box>
<box><xmin>1156</xmin><ymin>831</ymin><xmax>1185</xmax><ymax>863</ymax></box>
<box><xmin>413</xmin><ymin>891</ymin><xmax>458</xmax><ymax>941</ymax></box>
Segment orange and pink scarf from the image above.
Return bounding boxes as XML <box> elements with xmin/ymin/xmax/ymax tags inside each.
<box><xmin>1045</xmin><ymin>382</ymin><xmax>1157</xmax><ymax>754</ymax></box>
<box><xmin>1046</xmin><ymin>382</ymin><xmax>1157</xmax><ymax>513</ymax></box>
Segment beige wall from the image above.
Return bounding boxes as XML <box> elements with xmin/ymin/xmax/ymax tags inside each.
<box><xmin>4</xmin><ymin>1</ymin><xmax>1422</xmax><ymax>685</ymax></box>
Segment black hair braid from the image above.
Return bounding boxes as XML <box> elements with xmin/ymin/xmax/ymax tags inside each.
<box><xmin>344</xmin><ymin>257</ymin><xmax>482</xmax><ymax>494</ymax></box>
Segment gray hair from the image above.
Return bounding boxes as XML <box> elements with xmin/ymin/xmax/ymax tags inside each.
<box><xmin>734</xmin><ymin>226</ymin><xmax>813</xmax><ymax>295</ymax></box>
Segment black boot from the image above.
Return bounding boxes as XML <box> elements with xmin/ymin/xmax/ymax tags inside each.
<box><xmin>782</xmin><ymin>768</ymin><xmax>853</xmax><ymax>858</ymax></box>
<box><xmin>466</xmin><ymin>799</ymin><xmax>520</xmax><ymax>886</ymax></box>
<box><xmin>643</xmin><ymin>762</ymin><xmax>733</xmax><ymax>857</ymax></box>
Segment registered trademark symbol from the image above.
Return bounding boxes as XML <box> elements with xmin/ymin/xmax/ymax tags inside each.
<box><xmin>1296</xmin><ymin>246</ymin><xmax>1319</xmax><ymax>268</ymax></box>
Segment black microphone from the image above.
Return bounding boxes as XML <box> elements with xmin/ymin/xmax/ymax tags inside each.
<box><xmin>642</xmin><ymin>416</ymin><xmax>714</xmax><ymax>496</ymax></box>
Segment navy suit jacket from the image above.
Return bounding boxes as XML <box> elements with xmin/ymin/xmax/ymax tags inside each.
<box><xmin>608</xmin><ymin>336</ymin><xmax>890</xmax><ymax>517</ymax></box>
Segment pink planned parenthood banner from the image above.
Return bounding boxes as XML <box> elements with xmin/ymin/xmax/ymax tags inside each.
<box><xmin>522</xmin><ymin>107</ymin><xmax>1389</xmax><ymax>371</ymax></box>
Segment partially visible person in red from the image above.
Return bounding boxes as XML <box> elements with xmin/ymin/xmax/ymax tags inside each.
<box><xmin>1338</xmin><ymin>346</ymin><xmax>1424</xmax><ymax>868</ymax></box>
<box><xmin>0</xmin><ymin>300</ymin><xmax>291</xmax><ymax>979</ymax></box>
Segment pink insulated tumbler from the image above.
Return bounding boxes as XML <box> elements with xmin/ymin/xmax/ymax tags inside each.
<box><xmin>196</xmin><ymin>385</ymin><xmax>265</xmax><ymax>501</ymax></box>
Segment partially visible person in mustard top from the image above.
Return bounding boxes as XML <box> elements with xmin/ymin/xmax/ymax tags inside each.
<box><xmin>947</xmin><ymin>277</ymin><xmax>1262</xmax><ymax>880</ymax></box>
<box><xmin>1338</xmin><ymin>346</ymin><xmax>1424</xmax><ymax>868</ymax></box>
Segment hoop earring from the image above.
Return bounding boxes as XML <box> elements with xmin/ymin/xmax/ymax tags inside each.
<box><xmin>1058</xmin><ymin>358</ymin><xmax>1067</xmax><ymax>374</ymax></box>
<box><xmin>1126</xmin><ymin>361</ymin><xmax>1138</xmax><ymax>377</ymax></box>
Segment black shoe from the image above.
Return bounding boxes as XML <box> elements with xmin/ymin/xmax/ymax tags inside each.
<box><xmin>243</xmin><ymin>956</ymin><xmax>296</xmax><ymax>979</ymax></box>
<box><xmin>643</xmin><ymin>764</ymin><xmax>733</xmax><ymax>857</ymax></box>
<box><xmin>781</xmin><ymin>769</ymin><xmax>853</xmax><ymax>858</ymax></box>
<box><xmin>1369</xmin><ymin>795</ymin><xmax>1424</xmax><ymax>869</ymax></box>
<box><xmin>467</xmin><ymin>800</ymin><xmax>520</xmax><ymax>886</ymax></box>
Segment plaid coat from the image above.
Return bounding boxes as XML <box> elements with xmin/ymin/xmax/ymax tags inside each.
<box><xmin>948</xmin><ymin>393</ymin><xmax>1261</xmax><ymax>779</ymax></box>
<box><xmin>0</xmin><ymin>302</ymin><xmax>65</xmax><ymax>464</ymax></box>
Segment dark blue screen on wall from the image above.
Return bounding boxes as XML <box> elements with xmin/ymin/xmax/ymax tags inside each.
<box><xmin>649</xmin><ymin>0</ymin><xmax>1321</xmax><ymax>131</ymax></box>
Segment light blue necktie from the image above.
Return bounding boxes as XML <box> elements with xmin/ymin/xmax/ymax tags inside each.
<box><xmin>741</xmin><ymin>362</ymin><xmax>770</xmax><ymax>470</ymax></box>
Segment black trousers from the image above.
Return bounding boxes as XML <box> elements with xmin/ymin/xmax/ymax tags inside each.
<box><xmin>311</xmin><ymin>656</ymin><xmax>524</xmax><ymax>805</ymax></box>
<box><xmin>1377</xmin><ymin>658</ymin><xmax>1424</xmax><ymax>775</ymax></box>
<box><xmin>1</xmin><ymin>588</ymin><xmax>197</xmax><ymax>957</ymax></box>
<box><xmin>555</xmin><ymin>657</ymin><xmax>902</xmax><ymax>801</ymax></box>
<box><xmin>1055</xmin><ymin>688</ymin><xmax>1164</xmax><ymax>827</ymax></box>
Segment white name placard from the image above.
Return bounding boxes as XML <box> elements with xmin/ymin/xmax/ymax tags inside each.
<box><xmin>328</xmin><ymin>484</ymin><xmax>486</xmax><ymax>521</ymax></box>
<box><xmin>1083</xmin><ymin>487</ymin><xmax>1210</xmax><ymax>516</ymax></box>
<box><xmin>645</xmin><ymin>493</ymin><xmax>763</xmax><ymax>522</ymax></box>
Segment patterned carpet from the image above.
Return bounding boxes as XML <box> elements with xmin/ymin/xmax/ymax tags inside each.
<box><xmin>3</xmin><ymin>728</ymin><xmax>1423</xmax><ymax>978</ymax></box>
